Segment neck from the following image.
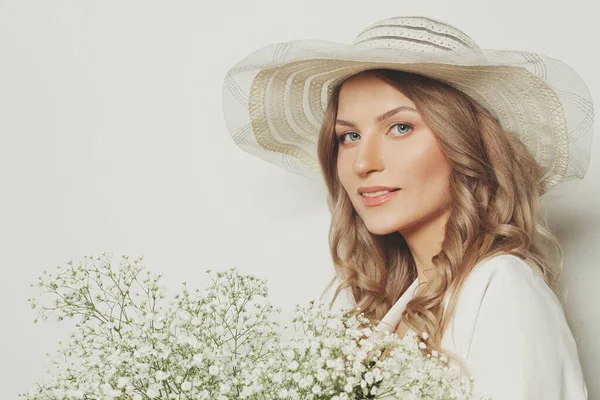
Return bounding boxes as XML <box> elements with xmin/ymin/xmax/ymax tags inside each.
<box><xmin>400</xmin><ymin>206</ymin><xmax>450</xmax><ymax>287</ymax></box>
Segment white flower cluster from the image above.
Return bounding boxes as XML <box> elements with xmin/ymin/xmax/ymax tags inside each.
<box><xmin>250</xmin><ymin>301</ymin><xmax>490</xmax><ymax>400</ymax></box>
<box><xmin>21</xmin><ymin>253</ymin><xmax>282</xmax><ymax>400</ymax></box>
<box><xmin>20</xmin><ymin>253</ymin><xmax>490</xmax><ymax>400</ymax></box>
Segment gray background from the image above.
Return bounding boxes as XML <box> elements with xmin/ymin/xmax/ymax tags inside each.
<box><xmin>1</xmin><ymin>0</ymin><xmax>598</xmax><ymax>398</ymax></box>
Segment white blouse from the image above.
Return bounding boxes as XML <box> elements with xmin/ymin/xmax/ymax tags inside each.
<box><xmin>377</xmin><ymin>253</ymin><xmax>588</xmax><ymax>399</ymax></box>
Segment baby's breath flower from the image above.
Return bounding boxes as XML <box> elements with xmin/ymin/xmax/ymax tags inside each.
<box><xmin>20</xmin><ymin>253</ymin><xmax>490</xmax><ymax>400</ymax></box>
<box><xmin>20</xmin><ymin>253</ymin><xmax>284</xmax><ymax>400</ymax></box>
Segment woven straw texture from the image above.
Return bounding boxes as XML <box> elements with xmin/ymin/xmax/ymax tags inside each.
<box><xmin>222</xmin><ymin>16</ymin><xmax>594</xmax><ymax>195</ymax></box>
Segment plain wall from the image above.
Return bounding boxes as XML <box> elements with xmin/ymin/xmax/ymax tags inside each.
<box><xmin>1</xmin><ymin>0</ymin><xmax>598</xmax><ymax>398</ymax></box>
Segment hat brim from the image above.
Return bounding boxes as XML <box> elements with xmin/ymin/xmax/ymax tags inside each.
<box><xmin>222</xmin><ymin>40</ymin><xmax>594</xmax><ymax>194</ymax></box>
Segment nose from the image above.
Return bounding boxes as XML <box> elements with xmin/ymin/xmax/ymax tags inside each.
<box><xmin>352</xmin><ymin>133</ymin><xmax>384</xmax><ymax>176</ymax></box>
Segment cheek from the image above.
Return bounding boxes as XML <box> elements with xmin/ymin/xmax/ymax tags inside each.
<box><xmin>336</xmin><ymin>155</ymin><xmax>355</xmax><ymax>196</ymax></box>
<box><xmin>336</xmin><ymin>155</ymin><xmax>347</xmax><ymax>183</ymax></box>
<box><xmin>399</xmin><ymin>142</ymin><xmax>451</xmax><ymax>198</ymax></box>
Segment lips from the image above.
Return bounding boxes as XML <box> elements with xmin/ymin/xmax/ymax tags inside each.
<box><xmin>360</xmin><ymin>189</ymin><xmax>400</xmax><ymax>207</ymax></box>
<box><xmin>357</xmin><ymin>186</ymin><xmax>401</xmax><ymax>195</ymax></box>
<box><xmin>360</xmin><ymin>188</ymin><xmax>399</xmax><ymax>197</ymax></box>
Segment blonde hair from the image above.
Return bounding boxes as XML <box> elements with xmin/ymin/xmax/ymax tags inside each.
<box><xmin>317</xmin><ymin>68</ymin><xmax>565</xmax><ymax>377</ymax></box>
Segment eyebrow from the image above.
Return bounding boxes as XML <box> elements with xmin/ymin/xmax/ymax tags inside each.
<box><xmin>336</xmin><ymin>105</ymin><xmax>418</xmax><ymax>128</ymax></box>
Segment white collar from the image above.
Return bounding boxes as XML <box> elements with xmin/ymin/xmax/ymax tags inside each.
<box><xmin>376</xmin><ymin>277</ymin><xmax>419</xmax><ymax>333</ymax></box>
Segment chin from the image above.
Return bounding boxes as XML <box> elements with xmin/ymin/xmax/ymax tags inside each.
<box><xmin>363</xmin><ymin>219</ymin><xmax>404</xmax><ymax>236</ymax></box>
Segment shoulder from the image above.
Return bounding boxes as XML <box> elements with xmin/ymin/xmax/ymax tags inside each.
<box><xmin>458</xmin><ymin>252</ymin><xmax>559</xmax><ymax>310</ymax></box>
<box><xmin>442</xmin><ymin>254</ymin><xmax>588</xmax><ymax>398</ymax></box>
<box><xmin>441</xmin><ymin>253</ymin><xmax>564</xmax><ymax>356</ymax></box>
<box><xmin>469</xmin><ymin>252</ymin><xmax>541</xmax><ymax>287</ymax></box>
<box><xmin>445</xmin><ymin>253</ymin><xmax>553</xmax><ymax>310</ymax></box>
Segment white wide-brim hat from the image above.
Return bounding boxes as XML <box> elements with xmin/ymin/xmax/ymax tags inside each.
<box><xmin>222</xmin><ymin>16</ymin><xmax>594</xmax><ymax>195</ymax></box>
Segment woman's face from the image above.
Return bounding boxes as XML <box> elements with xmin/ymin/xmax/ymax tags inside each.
<box><xmin>335</xmin><ymin>73</ymin><xmax>452</xmax><ymax>236</ymax></box>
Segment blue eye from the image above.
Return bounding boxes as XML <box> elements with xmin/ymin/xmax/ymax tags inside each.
<box><xmin>336</xmin><ymin>131</ymin><xmax>361</xmax><ymax>144</ymax></box>
<box><xmin>336</xmin><ymin>123</ymin><xmax>413</xmax><ymax>145</ymax></box>
<box><xmin>390</xmin><ymin>123</ymin><xmax>412</xmax><ymax>136</ymax></box>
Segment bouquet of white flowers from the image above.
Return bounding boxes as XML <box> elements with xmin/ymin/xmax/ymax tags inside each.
<box><xmin>253</xmin><ymin>301</ymin><xmax>489</xmax><ymax>400</ymax></box>
<box><xmin>20</xmin><ymin>253</ymin><xmax>490</xmax><ymax>400</ymax></box>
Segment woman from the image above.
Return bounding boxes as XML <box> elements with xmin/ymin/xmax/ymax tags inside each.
<box><xmin>222</xmin><ymin>16</ymin><xmax>593</xmax><ymax>399</ymax></box>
